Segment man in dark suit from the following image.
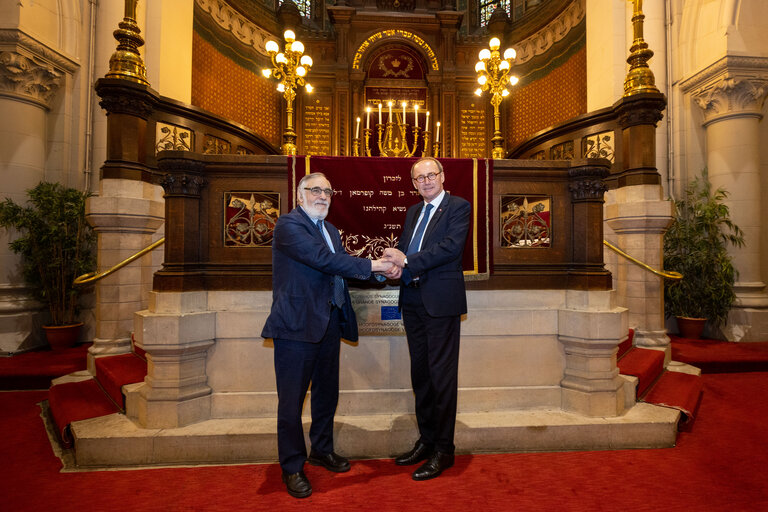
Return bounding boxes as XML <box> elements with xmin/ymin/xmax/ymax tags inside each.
<box><xmin>261</xmin><ymin>172</ymin><xmax>392</xmax><ymax>498</ymax></box>
<box><xmin>383</xmin><ymin>157</ymin><xmax>471</xmax><ymax>480</ymax></box>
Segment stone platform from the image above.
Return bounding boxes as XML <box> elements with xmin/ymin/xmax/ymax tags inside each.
<box><xmin>66</xmin><ymin>288</ymin><xmax>687</xmax><ymax>468</ymax></box>
<box><xmin>71</xmin><ymin>402</ymin><xmax>679</xmax><ymax>468</ymax></box>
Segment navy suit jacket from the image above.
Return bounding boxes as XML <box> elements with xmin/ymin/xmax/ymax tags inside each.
<box><xmin>261</xmin><ymin>207</ymin><xmax>371</xmax><ymax>343</ymax></box>
<box><xmin>397</xmin><ymin>193</ymin><xmax>471</xmax><ymax>317</ymax></box>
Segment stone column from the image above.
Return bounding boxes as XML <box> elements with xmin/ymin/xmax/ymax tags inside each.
<box><xmin>131</xmin><ymin>155</ymin><xmax>213</xmax><ymax>428</ymax></box>
<box><xmin>681</xmin><ymin>56</ymin><xmax>768</xmax><ymax>341</ymax></box>
<box><xmin>559</xmin><ymin>290</ymin><xmax>628</xmax><ymax>417</ymax></box>
<box><xmin>0</xmin><ymin>30</ymin><xmax>76</xmax><ymax>353</ymax></box>
<box><xmin>605</xmin><ymin>92</ymin><xmax>672</xmax><ymax>348</ymax></box>
<box><xmin>560</xmin><ymin>162</ymin><xmax>627</xmax><ymax>417</ymax></box>
<box><xmin>86</xmin><ymin>79</ymin><xmax>163</xmax><ymax>367</ymax></box>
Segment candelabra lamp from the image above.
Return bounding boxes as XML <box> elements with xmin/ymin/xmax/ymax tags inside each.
<box><xmin>262</xmin><ymin>30</ymin><xmax>313</xmax><ymax>155</ymax></box>
<box><xmin>475</xmin><ymin>37</ymin><xmax>518</xmax><ymax>159</ymax></box>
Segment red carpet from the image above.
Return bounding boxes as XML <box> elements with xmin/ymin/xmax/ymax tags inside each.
<box><xmin>2</xmin><ymin>372</ymin><xmax>768</xmax><ymax>511</ymax></box>
<box><xmin>48</xmin><ymin>379</ymin><xmax>120</xmax><ymax>447</ymax></box>
<box><xmin>94</xmin><ymin>353</ymin><xmax>147</xmax><ymax>408</ymax></box>
<box><xmin>671</xmin><ymin>335</ymin><xmax>768</xmax><ymax>373</ymax></box>
<box><xmin>617</xmin><ymin>346</ymin><xmax>665</xmax><ymax>396</ymax></box>
<box><xmin>642</xmin><ymin>370</ymin><xmax>703</xmax><ymax>424</ymax></box>
<box><xmin>0</xmin><ymin>343</ymin><xmax>90</xmax><ymax>390</ymax></box>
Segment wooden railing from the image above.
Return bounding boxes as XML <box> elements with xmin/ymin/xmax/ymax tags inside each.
<box><xmin>152</xmin><ymin>152</ymin><xmax>613</xmax><ymax>292</ymax></box>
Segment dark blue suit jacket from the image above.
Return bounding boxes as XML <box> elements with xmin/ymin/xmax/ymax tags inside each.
<box><xmin>261</xmin><ymin>207</ymin><xmax>371</xmax><ymax>343</ymax></box>
<box><xmin>397</xmin><ymin>193</ymin><xmax>471</xmax><ymax>317</ymax></box>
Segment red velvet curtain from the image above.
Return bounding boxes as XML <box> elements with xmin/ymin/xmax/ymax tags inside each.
<box><xmin>290</xmin><ymin>156</ymin><xmax>491</xmax><ymax>278</ymax></box>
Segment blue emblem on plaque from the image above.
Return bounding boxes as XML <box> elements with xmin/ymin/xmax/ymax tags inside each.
<box><xmin>381</xmin><ymin>306</ymin><xmax>401</xmax><ymax>321</ymax></box>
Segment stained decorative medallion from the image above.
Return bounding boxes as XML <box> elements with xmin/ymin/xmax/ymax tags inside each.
<box><xmin>224</xmin><ymin>192</ymin><xmax>280</xmax><ymax>247</ymax></box>
<box><xmin>500</xmin><ymin>195</ymin><xmax>551</xmax><ymax>248</ymax></box>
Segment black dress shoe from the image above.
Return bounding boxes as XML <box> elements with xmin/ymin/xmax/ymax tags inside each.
<box><xmin>307</xmin><ymin>450</ymin><xmax>351</xmax><ymax>473</ymax></box>
<box><xmin>412</xmin><ymin>452</ymin><xmax>454</xmax><ymax>481</ymax></box>
<box><xmin>282</xmin><ymin>470</ymin><xmax>312</xmax><ymax>498</ymax></box>
<box><xmin>394</xmin><ymin>441</ymin><xmax>434</xmax><ymax>466</ymax></box>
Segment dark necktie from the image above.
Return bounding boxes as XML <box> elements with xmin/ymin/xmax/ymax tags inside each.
<box><xmin>407</xmin><ymin>203</ymin><xmax>434</xmax><ymax>255</ymax></box>
<box><xmin>317</xmin><ymin>219</ymin><xmax>346</xmax><ymax>308</ymax></box>
<box><xmin>402</xmin><ymin>203</ymin><xmax>434</xmax><ymax>285</ymax></box>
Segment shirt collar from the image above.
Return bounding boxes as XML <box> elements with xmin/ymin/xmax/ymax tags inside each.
<box><xmin>424</xmin><ymin>190</ymin><xmax>446</xmax><ymax>210</ymax></box>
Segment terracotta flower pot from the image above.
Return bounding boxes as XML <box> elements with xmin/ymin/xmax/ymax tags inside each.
<box><xmin>42</xmin><ymin>322</ymin><xmax>83</xmax><ymax>350</ymax></box>
<box><xmin>676</xmin><ymin>316</ymin><xmax>706</xmax><ymax>340</ymax></box>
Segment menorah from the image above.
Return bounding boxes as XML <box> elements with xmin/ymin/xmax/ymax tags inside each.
<box><xmin>352</xmin><ymin>101</ymin><xmax>441</xmax><ymax>158</ymax></box>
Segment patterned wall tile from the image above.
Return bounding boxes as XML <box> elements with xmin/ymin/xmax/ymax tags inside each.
<box><xmin>508</xmin><ymin>46</ymin><xmax>587</xmax><ymax>149</ymax></box>
<box><xmin>192</xmin><ymin>31</ymin><xmax>282</xmax><ymax>148</ymax></box>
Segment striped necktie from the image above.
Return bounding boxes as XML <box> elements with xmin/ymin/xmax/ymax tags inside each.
<box><xmin>401</xmin><ymin>203</ymin><xmax>434</xmax><ymax>285</ymax></box>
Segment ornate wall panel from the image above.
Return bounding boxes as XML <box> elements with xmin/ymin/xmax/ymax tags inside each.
<box><xmin>459</xmin><ymin>97</ymin><xmax>487</xmax><ymax>158</ymax></box>
<box><xmin>224</xmin><ymin>192</ymin><xmax>280</xmax><ymax>247</ymax></box>
<box><xmin>507</xmin><ymin>45</ymin><xmax>586</xmax><ymax>150</ymax></box>
<box><xmin>191</xmin><ymin>19</ymin><xmax>281</xmax><ymax>148</ymax></box>
<box><xmin>303</xmin><ymin>96</ymin><xmax>333</xmax><ymax>156</ymax></box>
<box><xmin>500</xmin><ymin>195</ymin><xmax>552</xmax><ymax>248</ymax></box>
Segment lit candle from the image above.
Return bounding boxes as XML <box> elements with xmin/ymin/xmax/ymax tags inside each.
<box><xmin>402</xmin><ymin>101</ymin><xmax>407</xmax><ymax>123</ymax></box>
<box><xmin>378</xmin><ymin>103</ymin><xmax>382</xmax><ymax>124</ymax></box>
<box><xmin>388</xmin><ymin>101</ymin><xmax>393</xmax><ymax>122</ymax></box>
<box><xmin>366</xmin><ymin>107</ymin><xmax>371</xmax><ymax>129</ymax></box>
<box><xmin>356</xmin><ymin>117</ymin><xmax>360</xmax><ymax>139</ymax></box>
<box><xmin>436</xmin><ymin>121</ymin><xmax>441</xmax><ymax>142</ymax></box>
<box><xmin>414</xmin><ymin>105</ymin><xmax>419</xmax><ymax>128</ymax></box>
<box><xmin>426</xmin><ymin>111</ymin><xmax>430</xmax><ymax>132</ymax></box>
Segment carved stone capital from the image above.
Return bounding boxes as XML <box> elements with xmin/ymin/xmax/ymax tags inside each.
<box><xmin>692</xmin><ymin>76</ymin><xmax>768</xmax><ymax>125</ymax></box>
<box><xmin>680</xmin><ymin>55</ymin><xmax>768</xmax><ymax>126</ymax></box>
<box><xmin>0</xmin><ymin>29</ymin><xmax>78</xmax><ymax>109</ymax></box>
<box><xmin>0</xmin><ymin>51</ymin><xmax>61</xmax><ymax>107</ymax></box>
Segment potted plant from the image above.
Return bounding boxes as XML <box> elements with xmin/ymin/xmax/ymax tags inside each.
<box><xmin>0</xmin><ymin>182</ymin><xmax>96</xmax><ymax>349</ymax></box>
<box><xmin>663</xmin><ymin>170</ymin><xmax>744</xmax><ymax>339</ymax></box>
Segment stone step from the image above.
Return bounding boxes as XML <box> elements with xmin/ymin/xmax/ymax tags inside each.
<box><xmin>71</xmin><ymin>403</ymin><xmax>680</xmax><ymax>468</ymax></box>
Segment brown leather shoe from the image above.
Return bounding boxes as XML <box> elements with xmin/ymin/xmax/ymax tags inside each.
<box><xmin>307</xmin><ymin>450</ymin><xmax>351</xmax><ymax>473</ymax></box>
<box><xmin>394</xmin><ymin>441</ymin><xmax>434</xmax><ymax>466</ymax></box>
<box><xmin>412</xmin><ymin>452</ymin><xmax>454</xmax><ymax>480</ymax></box>
<box><xmin>282</xmin><ymin>470</ymin><xmax>312</xmax><ymax>498</ymax></box>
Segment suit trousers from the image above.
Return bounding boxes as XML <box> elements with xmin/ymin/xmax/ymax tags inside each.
<box><xmin>401</xmin><ymin>285</ymin><xmax>461</xmax><ymax>454</ymax></box>
<box><xmin>274</xmin><ymin>307</ymin><xmax>342</xmax><ymax>473</ymax></box>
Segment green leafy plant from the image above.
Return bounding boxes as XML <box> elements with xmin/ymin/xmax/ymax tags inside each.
<box><xmin>663</xmin><ymin>170</ymin><xmax>744</xmax><ymax>327</ymax></box>
<box><xmin>0</xmin><ymin>182</ymin><xmax>96</xmax><ymax>326</ymax></box>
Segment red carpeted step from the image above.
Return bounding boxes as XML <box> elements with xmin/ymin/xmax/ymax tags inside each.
<box><xmin>0</xmin><ymin>344</ymin><xmax>90</xmax><ymax>390</ymax></box>
<box><xmin>618</xmin><ymin>347</ymin><xmax>665</xmax><ymax>397</ymax></box>
<box><xmin>48</xmin><ymin>378</ymin><xmax>120</xmax><ymax>448</ymax></box>
<box><xmin>642</xmin><ymin>370</ymin><xmax>703</xmax><ymax>424</ymax></box>
<box><xmin>95</xmin><ymin>353</ymin><xmax>147</xmax><ymax>410</ymax></box>
<box><xmin>670</xmin><ymin>335</ymin><xmax>768</xmax><ymax>373</ymax></box>
<box><xmin>617</xmin><ymin>329</ymin><xmax>635</xmax><ymax>360</ymax></box>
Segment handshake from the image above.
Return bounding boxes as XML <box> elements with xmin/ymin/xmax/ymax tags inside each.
<box><xmin>370</xmin><ymin>248</ymin><xmax>407</xmax><ymax>280</ymax></box>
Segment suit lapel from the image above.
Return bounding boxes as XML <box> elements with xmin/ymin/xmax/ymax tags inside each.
<box><xmin>296</xmin><ymin>207</ymin><xmax>326</xmax><ymax>244</ymax></box>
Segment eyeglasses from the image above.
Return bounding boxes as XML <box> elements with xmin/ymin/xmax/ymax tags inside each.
<box><xmin>304</xmin><ymin>187</ymin><xmax>334</xmax><ymax>197</ymax></box>
<box><xmin>412</xmin><ymin>171</ymin><xmax>442</xmax><ymax>184</ymax></box>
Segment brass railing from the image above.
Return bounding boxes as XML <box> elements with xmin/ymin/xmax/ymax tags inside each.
<box><xmin>603</xmin><ymin>240</ymin><xmax>682</xmax><ymax>280</ymax></box>
<box><xmin>74</xmin><ymin>238</ymin><xmax>165</xmax><ymax>286</ymax></box>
